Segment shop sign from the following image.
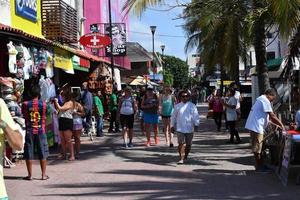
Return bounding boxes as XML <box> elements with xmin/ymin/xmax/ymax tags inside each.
<box><xmin>54</xmin><ymin>48</ymin><xmax>73</xmax><ymax>73</ymax></box>
<box><xmin>79</xmin><ymin>33</ymin><xmax>111</xmax><ymax>49</ymax></box>
<box><xmin>15</xmin><ymin>0</ymin><xmax>37</xmax><ymax>22</ymax></box>
<box><xmin>104</xmin><ymin>23</ymin><xmax>127</xmax><ymax>56</ymax></box>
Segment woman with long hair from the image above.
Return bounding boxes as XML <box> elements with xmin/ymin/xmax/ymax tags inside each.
<box><xmin>54</xmin><ymin>86</ymin><xmax>75</xmax><ymax>161</ymax></box>
<box><xmin>159</xmin><ymin>86</ymin><xmax>176</xmax><ymax>147</ymax></box>
<box><xmin>141</xmin><ymin>87</ymin><xmax>159</xmax><ymax>147</ymax></box>
<box><xmin>72</xmin><ymin>91</ymin><xmax>85</xmax><ymax>158</ymax></box>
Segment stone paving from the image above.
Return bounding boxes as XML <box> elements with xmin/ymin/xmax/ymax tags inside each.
<box><xmin>4</xmin><ymin>104</ymin><xmax>300</xmax><ymax>200</ymax></box>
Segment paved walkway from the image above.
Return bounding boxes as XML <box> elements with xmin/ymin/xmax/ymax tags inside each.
<box><xmin>4</xmin><ymin>104</ymin><xmax>300</xmax><ymax>199</ymax></box>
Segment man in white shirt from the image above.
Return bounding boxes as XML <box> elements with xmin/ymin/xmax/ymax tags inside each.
<box><xmin>245</xmin><ymin>88</ymin><xmax>284</xmax><ymax>171</ymax></box>
<box><xmin>171</xmin><ymin>90</ymin><xmax>200</xmax><ymax>164</ymax></box>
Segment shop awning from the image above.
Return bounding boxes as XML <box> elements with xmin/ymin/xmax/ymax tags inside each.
<box><xmin>0</xmin><ymin>23</ymin><xmax>110</xmax><ymax>64</ymax></box>
<box><xmin>267</xmin><ymin>58</ymin><xmax>283</xmax><ymax>71</ymax></box>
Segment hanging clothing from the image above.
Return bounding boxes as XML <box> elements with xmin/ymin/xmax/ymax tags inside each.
<box><xmin>7</xmin><ymin>42</ymin><xmax>18</xmax><ymax>74</ymax></box>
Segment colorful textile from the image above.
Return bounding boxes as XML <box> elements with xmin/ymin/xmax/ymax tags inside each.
<box><xmin>22</xmin><ymin>99</ymin><xmax>47</xmax><ymax>135</ymax></box>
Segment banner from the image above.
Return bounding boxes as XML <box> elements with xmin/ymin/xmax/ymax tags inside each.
<box><xmin>15</xmin><ymin>0</ymin><xmax>37</xmax><ymax>22</ymax></box>
<box><xmin>104</xmin><ymin>23</ymin><xmax>126</xmax><ymax>56</ymax></box>
<box><xmin>54</xmin><ymin>48</ymin><xmax>74</xmax><ymax>74</ymax></box>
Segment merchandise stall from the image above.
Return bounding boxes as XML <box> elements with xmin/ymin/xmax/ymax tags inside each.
<box><xmin>262</xmin><ymin>117</ymin><xmax>300</xmax><ymax>186</ymax></box>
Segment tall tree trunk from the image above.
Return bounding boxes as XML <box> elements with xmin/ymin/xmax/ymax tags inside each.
<box><xmin>253</xmin><ymin>0</ymin><xmax>270</xmax><ymax>95</ymax></box>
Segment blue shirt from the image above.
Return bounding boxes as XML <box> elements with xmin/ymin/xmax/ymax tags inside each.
<box><xmin>81</xmin><ymin>90</ymin><xmax>93</xmax><ymax>111</ymax></box>
<box><xmin>295</xmin><ymin>110</ymin><xmax>300</xmax><ymax>129</ymax></box>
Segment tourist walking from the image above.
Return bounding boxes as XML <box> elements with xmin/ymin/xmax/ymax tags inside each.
<box><xmin>159</xmin><ymin>85</ymin><xmax>176</xmax><ymax>147</ymax></box>
<box><xmin>171</xmin><ymin>90</ymin><xmax>200</xmax><ymax>164</ymax></box>
<box><xmin>141</xmin><ymin>86</ymin><xmax>159</xmax><ymax>146</ymax></box>
<box><xmin>72</xmin><ymin>91</ymin><xmax>85</xmax><ymax>158</ymax></box>
<box><xmin>54</xmin><ymin>86</ymin><xmax>75</xmax><ymax>161</ymax></box>
<box><xmin>209</xmin><ymin>89</ymin><xmax>224</xmax><ymax>131</ymax></box>
<box><xmin>223</xmin><ymin>89</ymin><xmax>241</xmax><ymax>144</ymax></box>
<box><xmin>245</xmin><ymin>88</ymin><xmax>285</xmax><ymax>172</ymax></box>
<box><xmin>137</xmin><ymin>87</ymin><xmax>146</xmax><ymax>136</ymax></box>
<box><xmin>0</xmin><ymin>99</ymin><xmax>23</xmax><ymax>199</ymax></box>
<box><xmin>118</xmin><ymin>87</ymin><xmax>137</xmax><ymax>148</ymax></box>
<box><xmin>94</xmin><ymin>90</ymin><xmax>104</xmax><ymax>137</ymax></box>
<box><xmin>22</xmin><ymin>84</ymin><xmax>49</xmax><ymax>180</ymax></box>
<box><xmin>108</xmin><ymin>88</ymin><xmax>120</xmax><ymax>133</ymax></box>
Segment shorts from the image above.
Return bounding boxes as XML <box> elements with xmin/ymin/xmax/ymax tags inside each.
<box><xmin>59</xmin><ymin>118</ymin><xmax>73</xmax><ymax>131</ymax></box>
<box><xmin>24</xmin><ymin>133</ymin><xmax>49</xmax><ymax>160</ymax></box>
<box><xmin>73</xmin><ymin>124</ymin><xmax>83</xmax><ymax>131</ymax></box>
<box><xmin>251</xmin><ymin>131</ymin><xmax>264</xmax><ymax>154</ymax></box>
<box><xmin>177</xmin><ymin>132</ymin><xmax>194</xmax><ymax>146</ymax></box>
<box><xmin>120</xmin><ymin>114</ymin><xmax>134</xmax><ymax>129</ymax></box>
<box><xmin>161</xmin><ymin>115</ymin><xmax>171</xmax><ymax>119</ymax></box>
<box><xmin>143</xmin><ymin>112</ymin><xmax>159</xmax><ymax>124</ymax></box>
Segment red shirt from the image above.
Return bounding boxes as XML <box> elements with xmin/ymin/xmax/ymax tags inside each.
<box><xmin>22</xmin><ymin>99</ymin><xmax>47</xmax><ymax>135</ymax></box>
<box><xmin>211</xmin><ymin>97</ymin><xmax>223</xmax><ymax>112</ymax></box>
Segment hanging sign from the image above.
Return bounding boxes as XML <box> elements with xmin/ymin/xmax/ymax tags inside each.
<box><xmin>79</xmin><ymin>33</ymin><xmax>111</xmax><ymax>49</ymax></box>
<box><xmin>15</xmin><ymin>0</ymin><xmax>37</xmax><ymax>22</ymax></box>
<box><xmin>104</xmin><ymin>23</ymin><xmax>127</xmax><ymax>56</ymax></box>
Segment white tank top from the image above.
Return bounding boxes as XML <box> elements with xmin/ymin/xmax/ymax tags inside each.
<box><xmin>120</xmin><ymin>96</ymin><xmax>134</xmax><ymax>115</ymax></box>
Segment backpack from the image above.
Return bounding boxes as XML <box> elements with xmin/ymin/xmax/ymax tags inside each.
<box><xmin>121</xmin><ymin>96</ymin><xmax>136</xmax><ymax>114</ymax></box>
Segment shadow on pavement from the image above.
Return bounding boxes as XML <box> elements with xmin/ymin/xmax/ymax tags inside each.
<box><xmin>36</xmin><ymin>168</ymin><xmax>299</xmax><ymax>200</ymax></box>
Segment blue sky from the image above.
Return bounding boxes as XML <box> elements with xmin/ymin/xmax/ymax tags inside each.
<box><xmin>128</xmin><ymin>1</ymin><xmax>191</xmax><ymax>61</ymax></box>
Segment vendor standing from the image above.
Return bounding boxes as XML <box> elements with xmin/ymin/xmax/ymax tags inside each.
<box><xmin>245</xmin><ymin>88</ymin><xmax>285</xmax><ymax>172</ymax></box>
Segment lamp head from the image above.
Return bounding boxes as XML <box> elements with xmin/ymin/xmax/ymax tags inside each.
<box><xmin>150</xmin><ymin>26</ymin><xmax>157</xmax><ymax>34</ymax></box>
<box><xmin>160</xmin><ymin>44</ymin><xmax>165</xmax><ymax>51</ymax></box>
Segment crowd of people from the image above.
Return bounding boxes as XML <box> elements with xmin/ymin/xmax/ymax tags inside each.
<box><xmin>1</xmin><ymin>79</ymin><xmax>291</xmax><ymax>199</ymax></box>
<box><xmin>207</xmin><ymin>82</ymin><xmax>242</xmax><ymax>144</ymax></box>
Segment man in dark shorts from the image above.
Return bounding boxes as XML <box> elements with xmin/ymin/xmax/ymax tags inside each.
<box><xmin>22</xmin><ymin>84</ymin><xmax>49</xmax><ymax>180</ymax></box>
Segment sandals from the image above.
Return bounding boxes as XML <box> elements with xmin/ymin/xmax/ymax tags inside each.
<box><xmin>41</xmin><ymin>175</ymin><xmax>50</xmax><ymax>180</ymax></box>
<box><xmin>23</xmin><ymin>176</ymin><xmax>32</xmax><ymax>181</ymax></box>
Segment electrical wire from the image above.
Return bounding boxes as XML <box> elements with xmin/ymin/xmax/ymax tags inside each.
<box><xmin>129</xmin><ymin>30</ymin><xmax>185</xmax><ymax>38</ymax></box>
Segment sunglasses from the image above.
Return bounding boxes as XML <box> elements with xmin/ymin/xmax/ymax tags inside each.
<box><xmin>181</xmin><ymin>95</ymin><xmax>189</xmax><ymax>98</ymax></box>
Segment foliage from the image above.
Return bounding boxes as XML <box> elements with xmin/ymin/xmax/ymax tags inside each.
<box><xmin>183</xmin><ymin>0</ymin><xmax>250</xmax><ymax>82</ymax></box>
<box><xmin>163</xmin><ymin>54</ymin><xmax>189</xmax><ymax>88</ymax></box>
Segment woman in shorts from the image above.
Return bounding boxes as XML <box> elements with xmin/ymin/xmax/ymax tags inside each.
<box><xmin>54</xmin><ymin>86</ymin><xmax>75</xmax><ymax>161</ymax></box>
<box><xmin>159</xmin><ymin>86</ymin><xmax>176</xmax><ymax>147</ymax></box>
<box><xmin>118</xmin><ymin>87</ymin><xmax>137</xmax><ymax>148</ymax></box>
<box><xmin>72</xmin><ymin>91</ymin><xmax>85</xmax><ymax>158</ymax></box>
<box><xmin>141</xmin><ymin>86</ymin><xmax>159</xmax><ymax>146</ymax></box>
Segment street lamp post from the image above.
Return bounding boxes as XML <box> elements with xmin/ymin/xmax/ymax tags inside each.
<box><xmin>160</xmin><ymin>44</ymin><xmax>165</xmax><ymax>81</ymax></box>
<box><xmin>108</xmin><ymin>0</ymin><xmax>115</xmax><ymax>86</ymax></box>
<box><xmin>150</xmin><ymin>26</ymin><xmax>156</xmax><ymax>84</ymax></box>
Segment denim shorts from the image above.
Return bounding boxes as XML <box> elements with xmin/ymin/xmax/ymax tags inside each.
<box><xmin>24</xmin><ymin>133</ymin><xmax>49</xmax><ymax>160</ymax></box>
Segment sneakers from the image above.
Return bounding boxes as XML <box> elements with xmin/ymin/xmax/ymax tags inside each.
<box><xmin>123</xmin><ymin>143</ymin><xmax>128</xmax><ymax>148</ymax></box>
<box><xmin>128</xmin><ymin>143</ymin><xmax>134</xmax><ymax>148</ymax></box>
<box><xmin>177</xmin><ymin>159</ymin><xmax>184</xmax><ymax>165</ymax></box>
<box><xmin>169</xmin><ymin>143</ymin><xmax>174</xmax><ymax>148</ymax></box>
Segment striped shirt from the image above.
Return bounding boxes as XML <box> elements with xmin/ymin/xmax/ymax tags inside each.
<box><xmin>22</xmin><ymin>99</ymin><xmax>47</xmax><ymax>135</ymax></box>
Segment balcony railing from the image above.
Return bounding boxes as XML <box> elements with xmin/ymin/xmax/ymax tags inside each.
<box><xmin>42</xmin><ymin>0</ymin><xmax>78</xmax><ymax>44</ymax></box>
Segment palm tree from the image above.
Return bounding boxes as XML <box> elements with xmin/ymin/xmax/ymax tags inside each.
<box><xmin>124</xmin><ymin>0</ymin><xmax>300</xmax><ymax>94</ymax></box>
<box><xmin>183</xmin><ymin>0</ymin><xmax>250</xmax><ymax>83</ymax></box>
<box><xmin>250</xmin><ymin>0</ymin><xmax>300</xmax><ymax>94</ymax></box>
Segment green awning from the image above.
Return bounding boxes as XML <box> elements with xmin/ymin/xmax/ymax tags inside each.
<box><xmin>267</xmin><ymin>58</ymin><xmax>283</xmax><ymax>71</ymax></box>
<box><xmin>73</xmin><ymin>65</ymin><xmax>89</xmax><ymax>72</ymax></box>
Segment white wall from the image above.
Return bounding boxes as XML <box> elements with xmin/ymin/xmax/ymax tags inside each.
<box><xmin>0</xmin><ymin>0</ymin><xmax>11</xmax><ymax>26</ymax></box>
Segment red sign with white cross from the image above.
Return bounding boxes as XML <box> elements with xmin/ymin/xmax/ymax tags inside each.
<box><xmin>79</xmin><ymin>33</ymin><xmax>111</xmax><ymax>48</ymax></box>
